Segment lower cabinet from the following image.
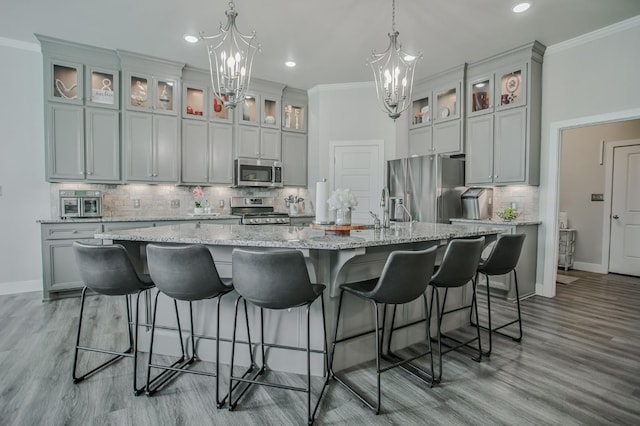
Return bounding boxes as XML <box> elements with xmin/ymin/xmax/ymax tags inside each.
<box><xmin>450</xmin><ymin>220</ymin><xmax>538</xmax><ymax>300</ymax></box>
<box><xmin>41</xmin><ymin>222</ymin><xmax>104</xmax><ymax>300</ymax></box>
<box><xmin>41</xmin><ymin>219</ymin><xmax>241</xmax><ymax>300</ymax></box>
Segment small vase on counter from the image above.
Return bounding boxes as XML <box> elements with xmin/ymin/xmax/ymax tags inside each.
<box><xmin>335</xmin><ymin>208</ymin><xmax>352</xmax><ymax>226</ymax></box>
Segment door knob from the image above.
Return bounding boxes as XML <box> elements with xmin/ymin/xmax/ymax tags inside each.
<box><xmin>612</xmin><ymin>214</ymin><xmax>620</xmax><ymax>219</ymax></box>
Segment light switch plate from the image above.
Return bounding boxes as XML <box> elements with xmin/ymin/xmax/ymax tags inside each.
<box><xmin>171</xmin><ymin>199</ymin><xmax>180</xmax><ymax>208</ymax></box>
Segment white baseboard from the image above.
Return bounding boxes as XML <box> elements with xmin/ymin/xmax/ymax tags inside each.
<box><xmin>0</xmin><ymin>280</ymin><xmax>41</xmax><ymax>296</ymax></box>
<box><xmin>572</xmin><ymin>261</ymin><xmax>607</xmax><ymax>274</ymax></box>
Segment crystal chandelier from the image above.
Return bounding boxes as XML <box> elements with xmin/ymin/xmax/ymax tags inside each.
<box><xmin>368</xmin><ymin>0</ymin><xmax>422</xmax><ymax>120</ymax></box>
<box><xmin>200</xmin><ymin>1</ymin><xmax>260</xmax><ymax>109</ymax></box>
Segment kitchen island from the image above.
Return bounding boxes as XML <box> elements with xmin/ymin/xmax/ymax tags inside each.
<box><xmin>96</xmin><ymin>222</ymin><xmax>503</xmax><ymax>374</ymax></box>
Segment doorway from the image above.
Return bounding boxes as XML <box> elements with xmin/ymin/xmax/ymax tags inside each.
<box><xmin>542</xmin><ymin>109</ymin><xmax>640</xmax><ymax>298</ymax></box>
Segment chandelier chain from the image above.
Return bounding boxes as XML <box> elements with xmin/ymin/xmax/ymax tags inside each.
<box><xmin>391</xmin><ymin>0</ymin><xmax>396</xmax><ymax>32</ymax></box>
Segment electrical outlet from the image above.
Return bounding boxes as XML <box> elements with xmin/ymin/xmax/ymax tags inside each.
<box><xmin>219</xmin><ymin>199</ymin><xmax>225</xmax><ymax>208</ymax></box>
<box><xmin>133</xmin><ymin>199</ymin><xmax>140</xmax><ymax>208</ymax></box>
<box><xmin>171</xmin><ymin>199</ymin><xmax>180</xmax><ymax>208</ymax></box>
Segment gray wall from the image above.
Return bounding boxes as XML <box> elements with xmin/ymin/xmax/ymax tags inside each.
<box><xmin>0</xmin><ymin>40</ymin><xmax>50</xmax><ymax>292</ymax></box>
<box><xmin>560</xmin><ymin>120</ymin><xmax>640</xmax><ymax>266</ymax></box>
<box><xmin>538</xmin><ymin>16</ymin><xmax>640</xmax><ymax>295</ymax></box>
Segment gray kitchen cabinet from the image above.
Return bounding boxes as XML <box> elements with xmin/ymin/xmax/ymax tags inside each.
<box><xmin>281</xmin><ymin>132</ymin><xmax>308</xmax><ymax>186</ymax></box>
<box><xmin>408</xmin><ymin>64</ymin><xmax>465</xmax><ymax>157</ymax></box>
<box><xmin>181</xmin><ymin>120</ymin><xmax>233</xmax><ymax>185</ymax></box>
<box><xmin>450</xmin><ymin>219</ymin><xmax>539</xmax><ymax>300</ymax></box>
<box><xmin>124</xmin><ymin>112</ymin><xmax>179</xmax><ymax>182</ymax></box>
<box><xmin>119</xmin><ymin>51</ymin><xmax>183</xmax><ymax>183</ymax></box>
<box><xmin>281</xmin><ymin>87</ymin><xmax>309</xmax><ymax>186</ymax></box>
<box><xmin>37</xmin><ymin>35</ymin><xmax>121</xmax><ymax>183</ymax></box>
<box><xmin>235</xmin><ymin>78</ymin><xmax>285</xmax><ymax>161</ymax></box>
<box><xmin>41</xmin><ymin>222</ymin><xmax>102</xmax><ymax>300</ymax></box>
<box><xmin>465</xmin><ymin>41</ymin><xmax>544</xmax><ymax>186</ymax></box>
<box><xmin>181</xmin><ymin>66</ymin><xmax>234</xmax><ymax>185</ymax></box>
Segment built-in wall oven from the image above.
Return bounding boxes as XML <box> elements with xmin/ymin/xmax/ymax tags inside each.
<box><xmin>234</xmin><ymin>158</ymin><xmax>283</xmax><ymax>188</ymax></box>
<box><xmin>59</xmin><ymin>190</ymin><xmax>102</xmax><ymax>218</ymax></box>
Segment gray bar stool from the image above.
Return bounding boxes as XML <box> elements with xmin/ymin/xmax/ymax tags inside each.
<box><xmin>330</xmin><ymin>246</ymin><xmax>438</xmax><ymax>415</ymax></box>
<box><xmin>228</xmin><ymin>248</ymin><xmax>329</xmax><ymax>425</ymax></box>
<box><xmin>428</xmin><ymin>237</ymin><xmax>485</xmax><ymax>383</ymax></box>
<box><xmin>72</xmin><ymin>241</ymin><xmax>155</xmax><ymax>395</ymax></box>
<box><xmin>472</xmin><ymin>233</ymin><xmax>526</xmax><ymax>356</ymax></box>
<box><xmin>145</xmin><ymin>244</ymin><xmax>252</xmax><ymax>408</ymax></box>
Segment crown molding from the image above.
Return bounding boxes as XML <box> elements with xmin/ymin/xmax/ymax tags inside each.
<box><xmin>546</xmin><ymin>15</ymin><xmax>640</xmax><ymax>55</ymax></box>
<box><xmin>0</xmin><ymin>37</ymin><xmax>40</xmax><ymax>52</ymax></box>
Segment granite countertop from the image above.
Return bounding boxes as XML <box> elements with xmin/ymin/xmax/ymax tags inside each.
<box><xmin>37</xmin><ymin>214</ymin><xmax>241</xmax><ymax>224</ymax></box>
<box><xmin>450</xmin><ymin>218</ymin><xmax>542</xmax><ymax>226</ymax></box>
<box><xmin>96</xmin><ymin>221</ymin><xmax>505</xmax><ymax>250</ymax></box>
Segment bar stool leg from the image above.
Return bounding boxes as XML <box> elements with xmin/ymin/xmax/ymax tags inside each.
<box><xmin>328</xmin><ymin>290</ymin><xmax>346</xmax><ymax>377</ymax></box>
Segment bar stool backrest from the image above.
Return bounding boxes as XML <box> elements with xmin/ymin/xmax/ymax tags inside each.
<box><xmin>365</xmin><ymin>246</ymin><xmax>438</xmax><ymax>304</ymax></box>
<box><xmin>146</xmin><ymin>244</ymin><xmax>229</xmax><ymax>301</ymax></box>
<box><xmin>430</xmin><ymin>237</ymin><xmax>485</xmax><ymax>288</ymax></box>
<box><xmin>480</xmin><ymin>234</ymin><xmax>526</xmax><ymax>276</ymax></box>
<box><xmin>73</xmin><ymin>241</ymin><xmax>152</xmax><ymax>296</ymax></box>
<box><xmin>232</xmin><ymin>249</ymin><xmax>319</xmax><ymax>310</ymax></box>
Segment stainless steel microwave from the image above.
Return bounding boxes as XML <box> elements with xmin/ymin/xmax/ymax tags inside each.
<box><xmin>234</xmin><ymin>158</ymin><xmax>283</xmax><ymax>188</ymax></box>
<box><xmin>59</xmin><ymin>190</ymin><xmax>102</xmax><ymax>218</ymax></box>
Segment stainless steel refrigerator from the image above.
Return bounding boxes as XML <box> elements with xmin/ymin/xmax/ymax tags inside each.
<box><xmin>387</xmin><ymin>155</ymin><xmax>466</xmax><ymax>223</ymax></box>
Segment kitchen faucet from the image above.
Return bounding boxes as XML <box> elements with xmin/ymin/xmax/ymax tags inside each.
<box><xmin>381</xmin><ymin>187</ymin><xmax>390</xmax><ymax>228</ymax></box>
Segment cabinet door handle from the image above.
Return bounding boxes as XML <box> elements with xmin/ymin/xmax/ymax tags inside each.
<box><xmin>612</xmin><ymin>214</ymin><xmax>620</xmax><ymax>219</ymax></box>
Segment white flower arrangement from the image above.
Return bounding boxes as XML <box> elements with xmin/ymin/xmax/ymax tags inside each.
<box><xmin>327</xmin><ymin>188</ymin><xmax>358</xmax><ymax>211</ymax></box>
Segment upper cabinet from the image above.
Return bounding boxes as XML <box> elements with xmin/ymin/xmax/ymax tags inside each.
<box><xmin>408</xmin><ymin>64</ymin><xmax>465</xmax><ymax>157</ymax></box>
<box><xmin>118</xmin><ymin>51</ymin><xmax>184</xmax><ymax>183</ymax></box>
<box><xmin>235</xmin><ymin>78</ymin><xmax>285</xmax><ymax>161</ymax></box>
<box><xmin>282</xmin><ymin>88</ymin><xmax>307</xmax><ymax>133</ymax></box>
<box><xmin>180</xmin><ymin>67</ymin><xmax>233</xmax><ymax>185</ymax></box>
<box><xmin>465</xmin><ymin>41</ymin><xmax>545</xmax><ymax>186</ymax></box>
<box><xmin>37</xmin><ymin>35</ymin><xmax>121</xmax><ymax>183</ymax></box>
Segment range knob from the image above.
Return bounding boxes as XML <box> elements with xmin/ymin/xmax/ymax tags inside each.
<box><xmin>265</xmin><ymin>218</ymin><xmax>272</xmax><ymax>223</ymax></box>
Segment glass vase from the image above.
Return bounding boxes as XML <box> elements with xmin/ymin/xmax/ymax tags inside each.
<box><xmin>335</xmin><ymin>208</ymin><xmax>352</xmax><ymax>226</ymax></box>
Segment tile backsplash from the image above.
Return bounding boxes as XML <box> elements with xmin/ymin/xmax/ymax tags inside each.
<box><xmin>491</xmin><ymin>185</ymin><xmax>539</xmax><ymax>220</ymax></box>
<box><xmin>49</xmin><ymin>183</ymin><xmax>539</xmax><ymax>221</ymax></box>
<box><xmin>50</xmin><ymin>183</ymin><xmax>311</xmax><ymax>218</ymax></box>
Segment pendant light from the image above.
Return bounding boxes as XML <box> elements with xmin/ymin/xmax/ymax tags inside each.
<box><xmin>200</xmin><ymin>1</ymin><xmax>260</xmax><ymax>109</ymax></box>
<box><xmin>368</xmin><ymin>0</ymin><xmax>422</xmax><ymax>120</ymax></box>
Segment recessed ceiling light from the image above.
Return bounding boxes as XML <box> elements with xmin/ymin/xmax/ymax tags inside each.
<box><xmin>512</xmin><ymin>2</ymin><xmax>531</xmax><ymax>13</ymax></box>
<box><xmin>183</xmin><ymin>34</ymin><xmax>199</xmax><ymax>43</ymax></box>
<box><xmin>285</xmin><ymin>61</ymin><xmax>296</xmax><ymax>68</ymax></box>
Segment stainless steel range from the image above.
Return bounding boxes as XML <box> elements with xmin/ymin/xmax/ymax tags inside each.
<box><xmin>231</xmin><ymin>197</ymin><xmax>291</xmax><ymax>225</ymax></box>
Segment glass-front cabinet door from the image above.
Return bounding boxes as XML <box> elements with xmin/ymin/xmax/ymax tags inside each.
<box><xmin>126</xmin><ymin>72</ymin><xmax>150</xmax><ymax>110</ymax></box>
<box><xmin>125</xmin><ymin>72</ymin><xmax>178</xmax><ymax>115</ymax></box>
<box><xmin>262</xmin><ymin>96</ymin><xmax>280</xmax><ymax>128</ymax></box>
<box><xmin>468</xmin><ymin>75</ymin><xmax>493</xmax><ymax>116</ymax></box>
<box><xmin>182</xmin><ymin>84</ymin><xmax>206</xmax><ymax>120</ymax></box>
<box><xmin>49</xmin><ymin>60</ymin><xmax>83</xmax><ymax>105</ymax></box>
<box><xmin>434</xmin><ymin>83</ymin><xmax>460</xmax><ymax>122</ymax></box>
<box><xmin>155</xmin><ymin>78</ymin><xmax>177</xmax><ymax>114</ymax></box>
<box><xmin>86</xmin><ymin>67</ymin><xmax>118</xmax><ymax>109</ymax></box>
<box><xmin>238</xmin><ymin>94</ymin><xmax>259</xmax><ymax>125</ymax></box>
<box><xmin>283</xmin><ymin>103</ymin><xmax>305</xmax><ymax>132</ymax></box>
<box><xmin>410</xmin><ymin>93</ymin><xmax>431</xmax><ymax>129</ymax></box>
<box><xmin>211</xmin><ymin>93</ymin><xmax>232</xmax><ymax>123</ymax></box>
<box><xmin>495</xmin><ymin>64</ymin><xmax>527</xmax><ymax>111</ymax></box>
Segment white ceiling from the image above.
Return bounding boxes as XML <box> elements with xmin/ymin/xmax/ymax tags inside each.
<box><xmin>2</xmin><ymin>0</ymin><xmax>640</xmax><ymax>90</ymax></box>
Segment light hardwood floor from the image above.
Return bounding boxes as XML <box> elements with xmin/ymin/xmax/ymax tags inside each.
<box><xmin>1</xmin><ymin>271</ymin><xmax>639</xmax><ymax>425</ymax></box>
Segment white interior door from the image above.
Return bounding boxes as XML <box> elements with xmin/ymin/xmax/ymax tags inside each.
<box><xmin>330</xmin><ymin>141</ymin><xmax>384</xmax><ymax>224</ymax></box>
<box><xmin>609</xmin><ymin>144</ymin><xmax>640</xmax><ymax>275</ymax></box>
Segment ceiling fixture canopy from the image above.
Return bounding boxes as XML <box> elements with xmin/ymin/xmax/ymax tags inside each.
<box><xmin>200</xmin><ymin>1</ymin><xmax>260</xmax><ymax>109</ymax></box>
<box><xmin>368</xmin><ymin>0</ymin><xmax>422</xmax><ymax>120</ymax></box>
